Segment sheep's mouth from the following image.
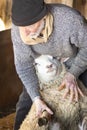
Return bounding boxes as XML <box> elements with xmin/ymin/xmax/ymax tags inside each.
<box><xmin>46</xmin><ymin>68</ymin><xmax>56</xmax><ymax>73</ymax></box>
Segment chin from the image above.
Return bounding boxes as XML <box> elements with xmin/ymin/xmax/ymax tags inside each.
<box><xmin>47</xmin><ymin>70</ymin><xmax>57</xmax><ymax>77</ymax></box>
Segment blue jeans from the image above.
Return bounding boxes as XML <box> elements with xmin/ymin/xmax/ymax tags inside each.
<box><xmin>79</xmin><ymin>70</ymin><xmax>87</xmax><ymax>87</ymax></box>
<box><xmin>14</xmin><ymin>87</ymin><xmax>32</xmax><ymax>130</ymax></box>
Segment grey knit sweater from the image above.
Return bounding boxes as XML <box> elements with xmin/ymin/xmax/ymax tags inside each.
<box><xmin>11</xmin><ymin>4</ymin><xmax>87</xmax><ymax>100</ymax></box>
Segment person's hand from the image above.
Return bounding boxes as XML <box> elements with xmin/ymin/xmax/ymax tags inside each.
<box><xmin>34</xmin><ymin>98</ymin><xmax>53</xmax><ymax>117</ymax></box>
<box><xmin>58</xmin><ymin>72</ymin><xmax>84</xmax><ymax>102</ymax></box>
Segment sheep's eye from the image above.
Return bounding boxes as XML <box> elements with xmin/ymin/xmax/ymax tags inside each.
<box><xmin>53</xmin><ymin>56</ymin><xmax>57</xmax><ymax>59</ymax></box>
<box><xmin>33</xmin><ymin>62</ymin><xmax>40</xmax><ymax>66</ymax></box>
<box><xmin>33</xmin><ymin>62</ymin><xmax>38</xmax><ymax>66</ymax></box>
<box><xmin>35</xmin><ymin>63</ymin><xmax>38</xmax><ymax>66</ymax></box>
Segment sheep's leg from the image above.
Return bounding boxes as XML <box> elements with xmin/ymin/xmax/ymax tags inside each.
<box><xmin>50</xmin><ymin>122</ymin><xmax>61</xmax><ymax>130</ymax></box>
<box><xmin>78</xmin><ymin>117</ymin><xmax>87</xmax><ymax>130</ymax></box>
<box><xmin>48</xmin><ymin>119</ymin><xmax>62</xmax><ymax>130</ymax></box>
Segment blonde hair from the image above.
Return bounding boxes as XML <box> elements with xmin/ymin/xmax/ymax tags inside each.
<box><xmin>20</xmin><ymin>13</ymin><xmax>53</xmax><ymax>45</ymax></box>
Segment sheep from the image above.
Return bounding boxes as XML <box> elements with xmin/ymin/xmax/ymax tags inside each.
<box><xmin>19</xmin><ymin>55</ymin><xmax>87</xmax><ymax>130</ymax></box>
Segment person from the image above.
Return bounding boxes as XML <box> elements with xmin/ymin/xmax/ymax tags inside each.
<box><xmin>11</xmin><ymin>0</ymin><xmax>87</xmax><ymax>129</ymax></box>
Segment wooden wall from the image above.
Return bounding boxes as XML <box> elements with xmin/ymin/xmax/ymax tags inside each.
<box><xmin>73</xmin><ymin>0</ymin><xmax>87</xmax><ymax>19</ymax></box>
<box><xmin>45</xmin><ymin>0</ymin><xmax>87</xmax><ymax>18</ymax></box>
<box><xmin>0</xmin><ymin>0</ymin><xmax>12</xmax><ymax>29</ymax></box>
<box><xmin>0</xmin><ymin>0</ymin><xmax>87</xmax><ymax>31</ymax></box>
<box><xmin>45</xmin><ymin>0</ymin><xmax>73</xmax><ymax>7</ymax></box>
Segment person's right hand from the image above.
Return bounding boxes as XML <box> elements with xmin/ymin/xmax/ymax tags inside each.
<box><xmin>34</xmin><ymin>98</ymin><xmax>53</xmax><ymax>117</ymax></box>
<box><xmin>58</xmin><ymin>72</ymin><xmax>84</xmax><ymax>102</ymax></box>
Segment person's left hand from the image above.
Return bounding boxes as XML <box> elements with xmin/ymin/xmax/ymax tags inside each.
<box><xmin>58</xmin><ymin>72</ymin><xmax>84</xmax><ymax>102</ymax></box>
<box><xmin>34</xmin><ymin>98</ymin><xmax>53</xmax><ymax>117</ymax></box>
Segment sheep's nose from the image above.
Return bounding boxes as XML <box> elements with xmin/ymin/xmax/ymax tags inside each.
<box><xmin>46</xmin><ymin>64</ymin><xmax>53</xmax><ymax>68</ymax></box>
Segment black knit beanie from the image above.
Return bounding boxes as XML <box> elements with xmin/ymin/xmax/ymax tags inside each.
<box><xmin>12</xmin><ymin>0</ymin><xmax>48</xmax><ymax>26</ymax></box>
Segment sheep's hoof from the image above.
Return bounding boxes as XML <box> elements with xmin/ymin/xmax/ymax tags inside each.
<box><xmin>38</xmin><ymin>111</ymin><xmax>51</xmax><ymax>126</ymax></box>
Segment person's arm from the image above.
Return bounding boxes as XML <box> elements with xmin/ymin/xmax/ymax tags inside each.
<box><xmin>58</xmin><ymin>16</ymin><xmax>87</xmax><ymax>101</ymax></box>
<box><xmin>69</xmin><ymin>19</ymin><xmax>87</xmax><ymax>77</ymax></box>
<box><xmin>11</xmin><ymin>24</ymin><xmax>53</xmax><ymax>116</ymax></box>
<box><xmin>11</xmin><ymin>24</ymin><xmax>40</xmax><ymax>100</ymax></box>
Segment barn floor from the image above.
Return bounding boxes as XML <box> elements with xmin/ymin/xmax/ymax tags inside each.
<box><xmin>0</xmin><ymin>112</ymin><xmax>15</xmax><ymax>130</ymax></box>
<box><xmin>0</xmin><ymin>109</ymin><xmax>15</xmax><ymax>130</ymax></box>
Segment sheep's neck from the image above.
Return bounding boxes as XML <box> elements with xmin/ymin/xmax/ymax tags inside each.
<box><xmin>39</xmin><ymin>64</ymin><xmax>66</xmax><ymax>90</ymax></box>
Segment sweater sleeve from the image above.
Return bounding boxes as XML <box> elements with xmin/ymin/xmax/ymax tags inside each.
<box><xmin>11</xmin><ymin>24</ymin><xmax>40</xmax><ymax>101</ymax></box>
<box><xmin>68</xmin><ymin>17</ymin><xmax>87</xmax><ymax>77</ymax></box>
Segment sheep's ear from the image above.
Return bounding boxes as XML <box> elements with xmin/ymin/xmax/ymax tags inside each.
<box><xmin>54</xmin><ymin>57</ymin><xmax>61</xmax><ymax>62</ymax></box>
<box><xmin>60</xmin><ymin>57</ymin><xmax>70</xmax><ymax>63</ymax></box>
<box><xmin>33</xmin><ymin>62</ymin><xmax>38</xmax><ymax>66</ymax></box>
<box><xmin>47</xmin><ymin>55</ymin><xmax>53</xmax><ymax>59</ymax></box>
<box><xmin>53</xmin><ymin>56</ymin><xmax>59</xmax><ymax>60</ymax></box>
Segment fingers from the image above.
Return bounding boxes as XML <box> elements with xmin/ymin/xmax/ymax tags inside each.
<box><xmin>63</xmin><ymin>86</ymin><xmax>69</xmax><ymax>99</ymax></box>
<box><xmin>74</xmin><ymin>86</ymin><xmax>78</xmax><ymax>102</ymax></box>
<box><xmin>58</xmin><ymin>82</ymin><xmax>65</xmax><ymax>91</ymax></box>
<box><xmin>63</xmin><ymin>85</ymin><xmax>80</xmax><ymax>102</ymax></box>
<box><xmin>69</xmin><ymin>85</ymin><xmax>74</xmax><ymax>102</ymax></box>
<box><xmin>58</xmin><ymin>78</ymin><xmax>84</xmax><ymax>102</ymax></box>
<box><xmin>35</xmin><ymin>99</ymin><xmax>53</xmax><ymax>117</ymax></box>
<box><xmin>77</xmin><ymin>87</ymin><xmax>84</xmax><ymax>97</ymax></box>
<box><xmin>45</xmin><ymin>107</ymin><xmax>53</xmax><ymax>115</ymax></box>
<box><xmin>58</xmin><ymin>72</ymin><xmax>85</xmax><ymax>102</ymax></box>
<box><xmin>36</xmin><ymin>107</ymin><xmax>53</xmax><ymax>118</ymax></box>
<box><xmin>63</xmin><ymin>84</ymin><xmax>77</xmax><ymax>102</ymax></box>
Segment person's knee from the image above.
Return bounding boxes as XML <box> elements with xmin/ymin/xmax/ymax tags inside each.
<box><xmin>16</xmin><ymin>87</ymin><xmax>32</xmax><ymax>110</ymax></box>
<box><xmin>14</xmin><ymin>88</ymin><xmax>32</xmax><ymax>130</ymax></box>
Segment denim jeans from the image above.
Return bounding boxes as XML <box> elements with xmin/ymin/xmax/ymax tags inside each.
<box><xmin>79</xmin><ymin>70</ymin><xmax>87</xmax><ymax>87</ymax></box>
<box><xmin>14</xmin><ymin>87</ymin><xmax>32</xmax><ymax>130</ymax></box>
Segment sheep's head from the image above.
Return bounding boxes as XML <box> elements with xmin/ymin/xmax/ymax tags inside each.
<box><xmin>34</xmin><ymin>55</ymin><xmax>62</xmax><ymax>83</ymax></box>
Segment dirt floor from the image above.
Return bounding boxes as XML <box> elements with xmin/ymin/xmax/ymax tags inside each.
<box><xmin>0</xmin><ymin>107</ymin><xmax>16</xmax><ymax>130</ymax></box>
<box><xmin>0</xmin><ymin>112</ymin><xmax>15</xmax><ymax>130</ymax></box>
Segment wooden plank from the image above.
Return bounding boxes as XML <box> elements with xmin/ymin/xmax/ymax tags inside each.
<box><xmin>74</xmin><ymin>0</ymin><xmax>87</xmax><ymax>19</ymax></box>
<box><xmin>45</xmin><ymin>0</ymin><xmax>73</xmax><ymax>6</ymax></box>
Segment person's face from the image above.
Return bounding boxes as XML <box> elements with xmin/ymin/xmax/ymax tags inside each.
<box><xmin>19</xmin><ymin>19</ymin><xmax>44</xmax><ymax>37</ymax></box>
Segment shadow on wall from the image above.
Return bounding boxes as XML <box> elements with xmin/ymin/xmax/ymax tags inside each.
<box><xmin>0</xmin><ymin>30</ymin><xmax>22</xmax><ymax>111</ymax></box>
